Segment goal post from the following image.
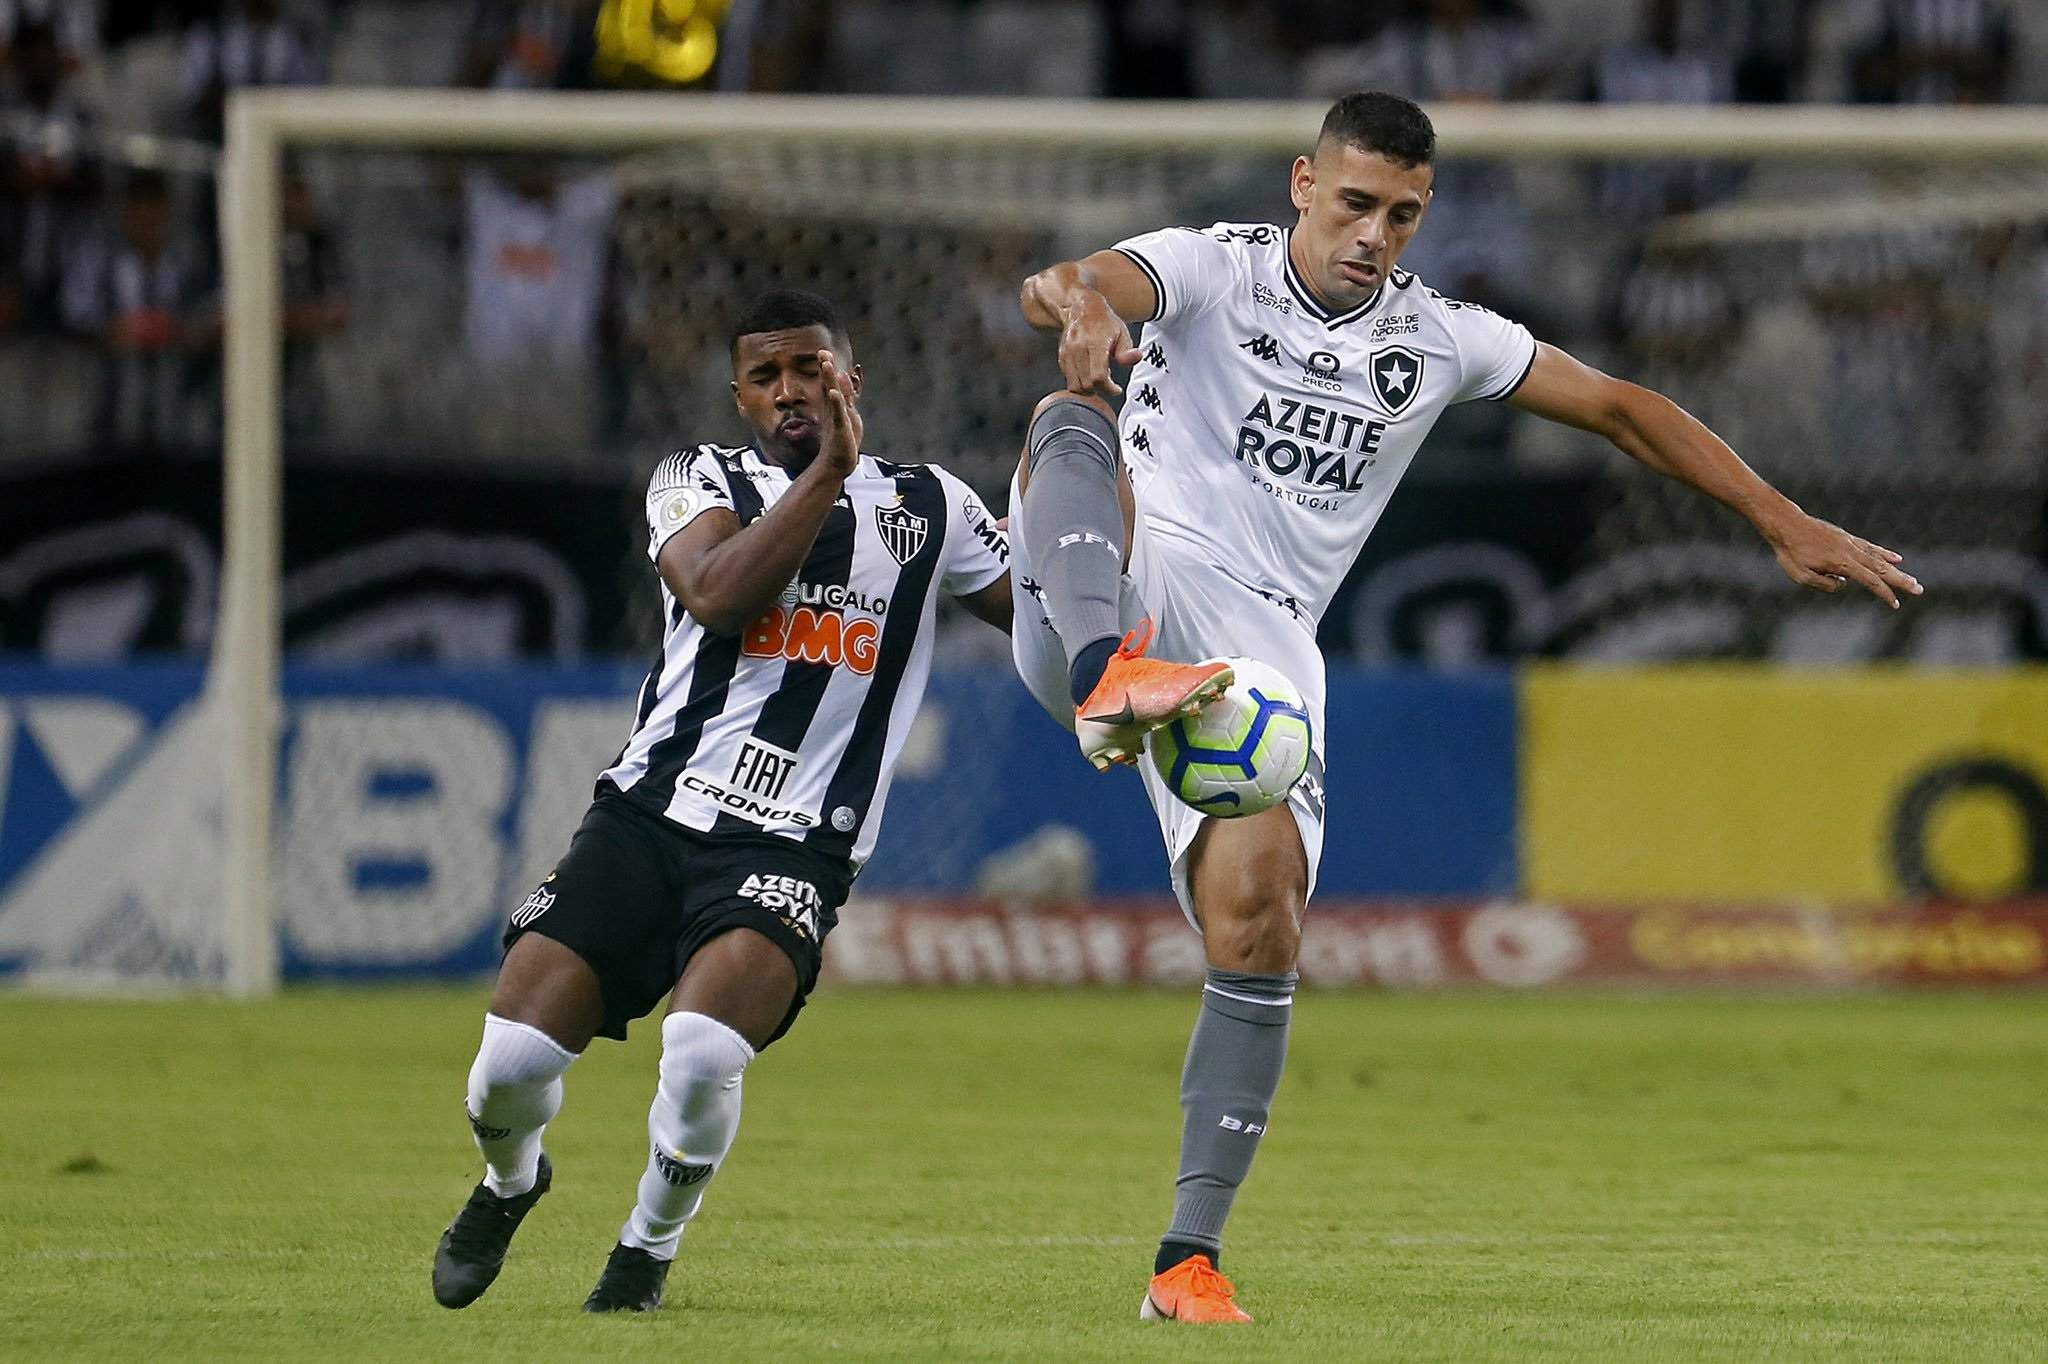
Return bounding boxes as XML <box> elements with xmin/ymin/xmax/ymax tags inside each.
<box><xmin>189</xmin><ymin>92</ymin><xmax>2048</xmax><ymax>996</ymax></box>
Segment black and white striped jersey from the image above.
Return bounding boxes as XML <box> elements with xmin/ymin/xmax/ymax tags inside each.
<box><xmin>598</xmin><ymin>443</ymin><xmax>1008</xmax><ymax>870</ymax></box>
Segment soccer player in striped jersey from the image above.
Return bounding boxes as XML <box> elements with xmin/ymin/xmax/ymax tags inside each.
<box><xmin>1010</xmin><ymin>91</ymin><xmax>1922</xmax><ymax>1323</ymax></box>
<box><xmin>432</xmin><ymin>289</ymin><xmax>1012</xmax><ymax>1313</ymax></box>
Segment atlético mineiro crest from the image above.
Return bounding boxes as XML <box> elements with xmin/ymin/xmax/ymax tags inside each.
<box><xmin>875</xmin><ymin>501</ymin><xmax>928</xmax><ymax>566</ymax></box>
<box><xmin>1369</xmin><ymin>345</ymin><xmax>1425</xmax><ymax>417</ymax></box>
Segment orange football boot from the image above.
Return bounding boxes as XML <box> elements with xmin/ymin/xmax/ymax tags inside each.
<box><xmin>1139</xmin><ymin>1254</ymin><xmax>1253</xmax><ymax>1324</ymax></box>
<box><xmin>1073</xmin><ymin>621</ymin><xmax>1233</xmax><ymax>772</ymax></box>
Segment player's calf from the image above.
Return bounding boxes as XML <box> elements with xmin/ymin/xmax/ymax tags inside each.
<box><xmin>432</xmin><ymin>1014</ymin><xmax>578</xmax><ymax>1308</ymax></box>
<box><xmin>1019</xmin><ymin>393</ymin><xmax>1128</xmax><ymax>698</ymax></box>
<box><xmin>620</xmin><ymin>1011</ymin><xmax>753</xmax><ymax>1258</ymax></box>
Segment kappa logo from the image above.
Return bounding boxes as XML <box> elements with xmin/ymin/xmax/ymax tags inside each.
<box><xmin>876</xmin><ymin>501</ymin><xmax>929</xmax><ymax>565</ymax></box>
<box><xmin>1239</xmin><ymin>334</ymin><xmax>1282</xmax><ymax>365</ymax></box>
<box><xmin>1302</xmin><ymin>350</ymin><xmax>1344</xmax><ymax>393</ymax></box>
<box><xmin>1369</xmin><ymin>345</ymin><xmax>1425</xmax><ymax>416</ymax></box>
<box><xmin>1135</xmin><ymin>384</ymin><xmax>1163</xmax><ymax>412</ymax></box>
<box><xmin>1129</xmin><ymin>427</ymin><xmax>1153</xmax><ymax>455</ymax></box>
<box><xmin>1142</xmin><ymin>341</ymin><xmax>1168</xmax><ymax>371</ymax></box>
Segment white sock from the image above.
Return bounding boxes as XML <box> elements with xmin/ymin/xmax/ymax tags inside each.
<box><xmin>465</xmin><ymin>1013</ymin><xmax>577</xmax><ymax>1198</ymax></box>
<box><xmin>619</xmin><ymin>1011</ymin><xmax>755</xmax><ymax>1260</ymax></box>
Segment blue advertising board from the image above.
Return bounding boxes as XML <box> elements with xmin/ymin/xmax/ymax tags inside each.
<box><xmin>0</xmin><ymin>662</ymin><xmax>1515</xmax><ymax>980</ymax></box>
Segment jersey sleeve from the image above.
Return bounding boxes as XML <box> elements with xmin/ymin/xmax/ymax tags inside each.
<box><xmin>644</xmin><ymin>447</ymin><xmax>736</xmax><ymax>563</ymax></box>
<box><xmin>1445</xmin><ymin>296</ymin><xmax>1539</xmax><ymax>404</ymax></box>
<box><xmin>1110</xmin><ymin>223</ymin><xmax>1242</xmax><ymax>326</ymax></box>
<box><xmin>937</xmin><ymin>471</ymin><xmax>1010</xmax><ymax>597</ymax></box>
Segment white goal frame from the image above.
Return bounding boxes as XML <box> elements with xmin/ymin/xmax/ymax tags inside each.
<box><xmin>216</xmin><ymin>91</ymin><xmax>2048</xmax><ymax>995</ymax></box>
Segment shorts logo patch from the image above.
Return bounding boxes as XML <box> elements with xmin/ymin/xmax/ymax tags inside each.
<box><xmin>830</xmin><ymin>806</ymin><xmax>857</xmax><ymax>833</ymax></box>
<box><xmin>512</xmin><ymin>882</ymin><xmax>556</xmax><ymax>928</ymax></box>
<box><xmin>738</xmin><ymin>872</ymin><xmax>823</xmax><ymax>940</ymax></box>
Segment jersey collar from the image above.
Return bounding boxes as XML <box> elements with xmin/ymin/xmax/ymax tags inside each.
<box><xmin>1282</xmin><ymin>228</ymin><xmax>1384</xmax><ymax>330</ymax></box>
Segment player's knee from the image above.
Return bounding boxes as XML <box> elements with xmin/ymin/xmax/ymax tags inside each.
<box><xmin>466</xmin><ymin>1015</ymin><xmax>573</xmax><ymax>1127</ymax></box>
<box><xmin>1031</xmin><ymin>389</ymin><xmax>1115</xmax><ymax>425</ymax></box>
<box><xmin>1206</xmin><ymin>904</ymin><xmax>1302</xmax><ymax>974</ymax></box>
<box><xmin>1026</xmin><ymin>392</ymin><xmax>1119</xmax><ymax>475</ymax></box>
<box><xmin>656</xmin><ymin>1011</ymin><xmax>754</xmax><ymax>1112</ymax></box>
<box><xmin>1198</xmin><ymin>853</ymin><xmax>1306</xmax><ymax>971</ymax></box>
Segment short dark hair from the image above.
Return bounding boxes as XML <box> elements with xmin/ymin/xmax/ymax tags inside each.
<box><xmin>730</xmin><ymin>288</ymin><xmax>849</xmax><ymax>357</ymax></box>
<box><xmin>1317</xmin><ymin>92</ymin><xmax>1436</xmax><ymax>169</ymax></box>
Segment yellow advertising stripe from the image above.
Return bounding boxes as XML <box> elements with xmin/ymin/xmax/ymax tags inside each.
<box><xmin>1522</xmin><ymin>667</ymin><xmax>2048</xmax><ymax>905</ymax></box>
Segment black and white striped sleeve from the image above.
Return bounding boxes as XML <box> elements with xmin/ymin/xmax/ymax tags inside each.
<box><xmin>645</xmin><ymin>446</ymin><xmax>738</xmax><ymax>562</ymax></box>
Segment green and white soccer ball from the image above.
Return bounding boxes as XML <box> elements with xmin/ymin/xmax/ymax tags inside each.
<box><xmin>1146</xmin><ymin>657</ymin><xmax>1313</xmax><ymax>818</ymax></box>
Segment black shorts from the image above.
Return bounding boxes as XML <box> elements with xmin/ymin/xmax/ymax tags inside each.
<box><xmin>503</xmin><ymin>794</ymin><xmax>849</xmax><ymax>1046</ymax></box>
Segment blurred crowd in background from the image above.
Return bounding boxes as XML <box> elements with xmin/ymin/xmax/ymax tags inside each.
<box><xmin>0</xmin><ymin>1</ymin><xmax>2042</xmax><ymax>465</ymax></box>
<box><xmin>0</xmin><ymin>1</ymin><xmax>2044</xmax><ymax>674</ymax></box>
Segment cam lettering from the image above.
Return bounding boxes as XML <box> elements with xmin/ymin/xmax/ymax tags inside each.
<box><xmin>741</xmin><ymin>607</ymin><xmax>882</xmax><ymax>673</ymax></box>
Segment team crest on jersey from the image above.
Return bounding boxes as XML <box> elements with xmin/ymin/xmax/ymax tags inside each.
<box><xmin>1369</xmin><ymin>346</ymin><xmax>1425</xmax><ymax>416</ymax></box>
<box><xmin>875</xmin><ymin>502</ymin><xmax>929</xmax><ymax>565</ymax></box>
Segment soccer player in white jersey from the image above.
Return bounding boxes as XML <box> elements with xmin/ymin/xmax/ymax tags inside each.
<box><xmin>1008</xmin><ymin>91</ymin><xmax>1922</xmax><ymax>1324</ymax></box>
<box><xmin>431</xmin><ymin>290</ymin><xmax>1012</xmax><ymax>1313</ymax></box>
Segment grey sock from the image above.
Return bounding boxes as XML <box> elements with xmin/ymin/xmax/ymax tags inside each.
<box><xmin>1164</xmin><ymin>967</ymin><xmax>1296</xmax><ymax>1254</ymax></box>
<box><xmin>1019</xmin><ymin>397</ymin><xmax>1124</xmax><ymax>671</ymax></box>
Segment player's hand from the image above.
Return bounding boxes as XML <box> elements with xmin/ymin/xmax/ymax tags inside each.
<box><xmin>1765</xmin><ymin>511</ymin><xmax>1922</xmax><ymax>610</ymax></box>
<box><xmin>817</xmin><ymin>349</ymin><xmax>862</xmax><ymax>480</ymax></box>
<box><xmin>1059</xmin><ymin>296</ymin><xmax>1142</xmax><ymax>400</ymax></box>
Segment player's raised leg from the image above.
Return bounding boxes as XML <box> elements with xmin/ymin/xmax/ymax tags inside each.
<box><xmin>584</xmin><ymin>929</ymin><xmax>796</xmax><ymax>1313</ymax></box>
<box><xmin>1015</xmin><ymin>389</ymin><xmax>1231</xmax><ymax>769</ymax></box>
<box><xmin>1142</xmin><ymin>804</ymin><xmax>1306</xmax><ymax>1325</ymax></box>
<box><xmin>432</xmin><ymin>933</ymin><xmax>602</xmax><ymax>1309</ymax></box>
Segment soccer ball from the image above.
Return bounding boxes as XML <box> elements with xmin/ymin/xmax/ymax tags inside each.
<box><xmin>1146</xmin><ymin>657</ymin><xmax>1312</xmax><ymax>817</ymax></box>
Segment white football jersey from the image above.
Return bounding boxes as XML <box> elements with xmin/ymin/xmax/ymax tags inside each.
<box><xmin>1112</xmin><ymin>221</ymin><xmax>1537</xmax><ymax>627</ymax></box>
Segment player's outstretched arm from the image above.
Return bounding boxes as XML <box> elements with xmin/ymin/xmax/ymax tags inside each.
<box><xmin>1019</xmin><ymin>250</ymin><xmax>1155</xmax><ymax>399</ymax></box>
<box><xmin>1508</xmin><ymin>343</ymin><xmax>1924</xmax><ymax>610</ymax></box>
<box><xmin>658</xmin><ymin>352</ymin><xmax>864</xmax><ymax>634</ymax></box>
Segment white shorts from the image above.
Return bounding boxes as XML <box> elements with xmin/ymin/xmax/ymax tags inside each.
<box><xmin>1009</xmin><ymin>473</ymin><xmax>1327</xmax><ymax>927</ymax></box>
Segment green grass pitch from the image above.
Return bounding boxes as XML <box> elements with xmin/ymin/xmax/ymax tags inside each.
<box><xmin>3</xmin><ymin>986</ymin><xmax>2042</xmax><ymax>1361</ymax></box>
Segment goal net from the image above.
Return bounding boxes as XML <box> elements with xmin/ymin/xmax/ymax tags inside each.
<box><xmin>2</xmin><ymin>94</ymin><xmax>2044</xmax><ymax>993</ymax></box>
